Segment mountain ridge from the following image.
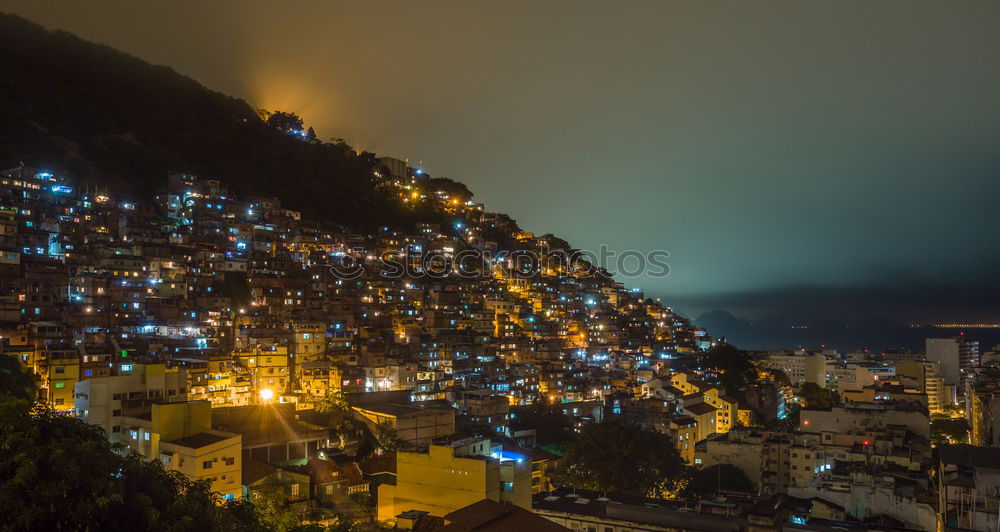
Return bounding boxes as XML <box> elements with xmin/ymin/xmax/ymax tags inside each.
<box><xmin>0</xmin><ymin>13</ymin><xmax>444</xmax><ymax>231</ymax></box>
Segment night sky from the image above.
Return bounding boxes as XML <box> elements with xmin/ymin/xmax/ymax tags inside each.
<box><xmin>5</xmin><ymin>1</ymin><xmax>1000</xmax><ymax>328</ymax></box>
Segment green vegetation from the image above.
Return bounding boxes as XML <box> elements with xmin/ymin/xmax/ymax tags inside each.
<box><xmin>798</xmin><ymin>382</ymin><xmax>838</xmax><ymax>409</ymax></box>
<box><xmin>766</xmin><ymin>368</ymin><xmax>791</xmax><ymax>388</ymax></box>
<box><xmin>930</xmin><ymin>414</ymin><xmax>969</xmax><ymax>444</ymax></box>
<box><xmin>678</xmin><ymin>464</ymin><xmax>755</xmax><ymax>500</ymax></box>
<box><xmin>557</xmin><ymin>416</ymin><xmax>685</xmax><ymax>496</ymax></box>
<box><xmin>424</xmin><ymin>177</ymin><xmax>473</xmax><ymax>202</ymax></box>
<box><xmin>0</xmin><ymin>356</ymin><xmax>259</xmax><ymax>530</ymax></box>
<box><xmin>375</xmin><ymin>421</ymin><xmax>405</xmax><ymax>453</ymax></box>
<box><xmin>0</xmin><ymin>355</ymin><xmax>385</xmax><ymax>531</ymax></box>
<box><xmin>315</xmin><ymin>389</ymin><xmax>351</xmax><ymax>415</ymax></box>
<box><xmin>0</xmin><ymin>354</ymin><xmax>34</xmax><ymax>402</ymax></box>
<box><xmin>702</xmin><ymin>343</ymin><xmax>757</xmax><ymax>392</ymax></box>
<box><xmin>510</xmin><ymin>401</ymin><xmax>577</xmax><ymax>455</ymax></box>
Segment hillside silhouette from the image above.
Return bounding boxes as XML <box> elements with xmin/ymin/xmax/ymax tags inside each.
<box><xmin>0</xmin><ymin>13</ymin><xmax>443</xmax><ymax>230</ymax></box>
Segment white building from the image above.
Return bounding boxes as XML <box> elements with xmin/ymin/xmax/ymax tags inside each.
<box><xmin>762</xmin><ymin>351</ymin><xmax>827</xmax><ymax>387</ymax></box>
<box><xmin>927</xmin><ymin>337</ymin><xmax>980</xmax><ymax>388</ymax></box>
<box><xmin>73</xmin><ymin>363</ymin><xmax>187</xmax><ymax>444</ymax></box>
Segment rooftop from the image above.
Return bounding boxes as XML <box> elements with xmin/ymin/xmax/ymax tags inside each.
<box><xmin>440</xmin><ymin>499</ymin><xmax>569</xmax><ymax>532</ymax></box>
<box><xmin>938</xmin><ymin>443</ymin><xmax>1000</xmax><ymax>470</ymax></box>
<box><xmin>685</xmin><ymin>402</ymin><xmax>719</xmax><ymax>415</ymax></box>
<box><xmin>167</xmin><ymin>430</ymin><xmax>233</xmax><ymax>449</ymax></box>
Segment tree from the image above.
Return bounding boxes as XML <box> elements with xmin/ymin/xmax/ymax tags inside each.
<box><xmin>931</xmin><ymin>415</ymin><xmax>969</xmax><ymax>444</ymax></box>
<box><xmin>680</xmin><ymin>464</ymin><xmax>755</xmax><ymax>500</ymax></box>
<box><xmin>558</xmin><ymin>417</ymin><xmax>685</xmax><ymax>496</ymax></box>
<box><xmin>798</xmin><ymin>382</ymin><xmax>836</xmax><ymax>409</ymax></box>
<box><xmin>372</xmin><ymin>419</ymin><xmax>404</xmax><ymax>453</ymax></box>
<box><xmin>0</xmin><ymin>356</ymin><xmax>274</xmax><ymax>530</ymax></box>
<box><xmin>766</xmin><ymin>369</ymin><xmax>791</xmax><ymax>388</ymax></box>
<box><xmin>454</xmin><ymin>420</ymin><xmax>494</xmax><ymax>440</ymax></box>
<box><xmin>0</xmin><ymin>354</ymin><xmax>34</xmax><ymax>402</ymax></box>
<box><xmin>333</xmin><ymin>418</ymin><xmax>363</xmax><ymax>449</ymax></box>
<box><xmin>251</xmin><ymin>485</ymin><xmax>302</xmax><ymax>532</ymax></box>
<box><xmin>315</xmin><ymin>388</ymin><xmax>351</xmax><ymax>415</ymax></box>
<box><xmin>510</xmin><ymin>401</ymin><xmax>577</xmax><ymax>455</ymax></box>
<box><xmin>265</xmin><ymin>110</ymin><xmax>305</xmax><ymax>135</ymax></box>
<box><xmin>702</xmin><ymin>343</ymin><xmax>756</xmax><ymax>393</ymax></box>
<box><xmin>424</xmin><ymin>177</ymin><xmax>473</xmax><ymax>201</ymax></box>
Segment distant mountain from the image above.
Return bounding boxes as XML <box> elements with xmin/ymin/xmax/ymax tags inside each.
<box><xmin>0</xmin><ymin>13</ymin><xmax>442</xmax><ymax>230</ymax></box>
<box><xmin>694</xmin><ymin>309</ymin><xmax>1000</xmax><ymax>353</ymax></box>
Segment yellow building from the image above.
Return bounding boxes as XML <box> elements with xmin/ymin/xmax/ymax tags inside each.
<box><xmin>670</xmin><ymin>372</ymin><xmax>707</xmax><ymax>396</ymax></box>
<box><xmin>737</xmin><ymin>406</ymin><xmax>754</xmax><ymax>426</ymax></box>
<box><xmin>237</xmin><ymin>346</ymin><xmax>290</xmax><ymax>401</ymax></box>
<box><xmin>377</xmin><ymin>438</ymin><xmax>531</xmax><ymax>523</ymax></box>
<box><xmin>895</xmin><ymin>360</ymin><xmax>946</xmax><ymax>414</ymax></box>
<box><xmin>290</xmin><ymin>323</ymin><xmax>326</xmax><ymax>363</ymax></box>
<box><xmin>841</xmin><ymin>385</ymin><xmax>928</xmax><ymax>409</ymax></box>
<box><xmin>298</xmin><ymin>360</ymin><xmax>341</xmax><ymax>408</ymax></box>
<box><xmin>122</xmin><ymin>401</ymin><xmax>242</xmax><ymax>501</ymax></box>
<box><xmin>683</xmin><ymin>402</ymin><xmax>718</xmax><ymax>442</ymax></box>
<box><xmin>44</xmin><ymin>347</ymin><xmax>80</xmax><ymax>412</ymax></box>
<box><xmin>969</xmin><ymin>375</ymin><xmax>1000</xmax><ymax>447</ymax></box>
<box><xmin>671</xmin><ymin>415</ymin><xmax>699</xmax><ymax>464</ymax></box>
<box><xmin>352</xmin><ymin>401</ymin><xmax>455</xmax><ymax>445</ymax></box>
<box><xmin>205</xmin><ymin>352</ymin><xmax>235</xmax><ymax>407</ymax></box>
<box><xmin>713</xmin><ymin>394</ymin><xmax>744</xmax><ymax>433</ymax></box>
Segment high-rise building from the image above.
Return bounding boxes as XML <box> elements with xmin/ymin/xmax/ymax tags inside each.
<box><xmin>895</xmin><ymin>360</ymin><xmax>947</xmax><ymax>413</ymax></box>
<box><xmin>926</xmin><ymin>337</ymin><xmax>979</xmax><ymax>389</ymax></box>
<box><xmin>969</xmin><ymin>369</ymin><xmax>1000</xmax><ymax>447</ymax></box>
<box><xmin>761</xmin><ymin>351</ymin><xmax>827</xmax><ymax>388</ymax></box>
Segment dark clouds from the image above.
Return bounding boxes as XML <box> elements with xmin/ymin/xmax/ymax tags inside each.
<box><xmin>4</xmin><ymin>0</ymin><xmax>1000</xmax><ymax>324</ymax></box>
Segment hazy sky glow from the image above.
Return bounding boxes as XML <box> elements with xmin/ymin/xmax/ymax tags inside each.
<box><xmin>5</xmin><ymin>0</ymin><xmax>1000</xmax><ymax>323</ymax></box>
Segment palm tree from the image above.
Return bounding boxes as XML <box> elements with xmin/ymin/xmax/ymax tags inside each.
<box><xmin>373</xmin><ymin>420</ymin><xmax>404</xmax><ymax>453</ymax></box>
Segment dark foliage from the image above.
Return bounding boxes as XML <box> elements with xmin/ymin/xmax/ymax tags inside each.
<box><xmin>930</xmin><ymin>415</ymin><xmax>969</xmax><ymax>444</ymax></box>
<box><xmin>680</xmin><ymin>464</ymin><xmax>755</xmax><ymax>500</ymax></box>
<box><xmin>0</xmin><ymin>14</ymin><xmax>447</xmax><ymax>231</ymax></box>
<box><xmin>510</xmin><ymin>401</ymin><xmax>577</xmax><ymax>455</ymax></box>
<box><xmin>265</xmin><ymin>111</ymin><xmax>305</xmax><ymax>134</ymax></box>
<box><xmin>0</xmin><ymin>358</ymin><xmax>263</xmax><ymax>530</ymax></box>
<box><xmin>702</xmin><ymin>342</ymin><xmax>756</xmax><ymax>393</ymax></box>
<box><xmin>424</xmin><ymin>177</ymin><xmax>473</xmax><ymax>201</ymax></box>
<box><xmin>798</xmin><ymin>382</ymin><xmax>837</xmax><ymax>409</ymax></box>
<box><xmin>558</xmin><ymin>416</ymin><xmax>685</xmax><ymax>495</ymax></box>
<box><xmin>0</xmin><ymin>353</ymin><xmax>35</xmax><ymax>402</ymax></box>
